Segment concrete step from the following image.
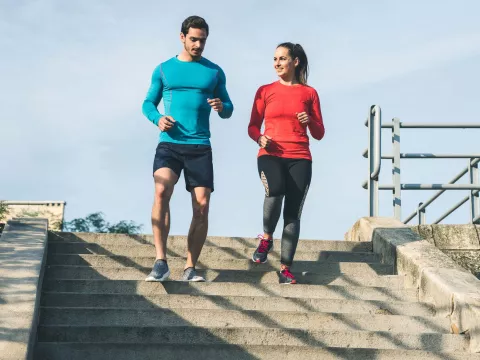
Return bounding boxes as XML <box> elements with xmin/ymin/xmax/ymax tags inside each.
<box><xmin>38</xmin><ymin>307</ymin><xmax>450</xmax><ymax>333</ymax></box>
<box><xmin>47</xmin><ymin>250</ymin><xmax>379</xmax><ymax>265</ymax></box>
<box><xmin>40</xmin><ymin>292</ymin><xmax>435</xmax><ymax>317</ymax></box>
<box><xmin>42</xmin><ymin>265</ymin><xmax>402</xmax><ymax>287</ymax></box>
<box><xmin>34</xmin><ymin>343</ymin><xmax>480</xmax><ymax>360</ymax></box>
<box><xmin>46</xmin><ymin>243</ymin><xmax>377</xmax><ymax>262</ymax></box>
<box><xmin>37</xmin><ymin>326</ymin><xmax>467</xmax><ymax>352</ymax></box>
<box><xmin>42</xmin><ymin>280</ymin><xmax>418</xmax><ymax>302</ymax></box>
<box><xmin>43</xmin><ymin>264</ymin><xmax>394</xmax><ymax>284</ymax></box>
<box><xmin>49</xmin><ymin>232</ymin><xmax>373</xmax><ymax>252</ymax></box>
<box><xmin>46</xmin><ymin>255</ymin><xmax>391</xmax><ymax>276</ymax></box>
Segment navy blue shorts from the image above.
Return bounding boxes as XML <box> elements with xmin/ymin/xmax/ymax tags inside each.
<box><xmin>153</xmin><ymin>142</ymin><xmax>214</xmax><ymax>192</ymax></box>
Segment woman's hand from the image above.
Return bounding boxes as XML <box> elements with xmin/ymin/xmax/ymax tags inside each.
<box><xmin>258</xmin><ymin>135</ymin><xmax>272</xmax><ymax>148</ymax></box>
<box><xmin>296</xmin><ymin>112</ymin><xmax>310</xmax><ymax>125</ymax></box>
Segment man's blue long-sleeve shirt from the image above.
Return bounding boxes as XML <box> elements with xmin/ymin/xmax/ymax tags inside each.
<box><xmin>142</xmin><ymin>56</ymin><xmax>234</xmax><ymax>145</ymax></box>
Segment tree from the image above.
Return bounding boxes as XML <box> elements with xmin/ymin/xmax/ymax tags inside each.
<box><xmin>63</xmin><ymin>212</ymin><xmax>142</xmax><ymax>234</ymax></box>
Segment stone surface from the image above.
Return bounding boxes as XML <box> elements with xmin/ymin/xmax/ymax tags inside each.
<box><xmin>0</xmin><ymin>218</ymin><xmax>48</xmax><ymax>360</ymax></box>
<box><xmin>373</xmin><ymin>227</ymin><xmax>423</xmax><ymax>266</ymax></box>
<box><xmin>410</xmin><ymin>225</ymin><xmax>480</xmax><ymax>279</ymax></box>
<box><xmin>49</xmin><ymin>232</ymin><xmax>373</xmax><ymax>252</ymax></box>
<box><xmin>443</xmin><ymin>250</ymin><xmax>480</xmax><ymax>278</ymax></box>
<box><xmin>344</xmin><ymin>217</ymin><xmax>406</xmax><ymax>243</ymax></box>
<box><xmin>2</xmin><ymin>202</ymin><xmax>64</xmax><ymax>231</ymax></box>
<box><xmin>396</xmin><ymin>240</ymin><xmax>466</xmax><ymax>288</ymax></box>
<box><xmin>37</xmin><ymin>326</ymin><xmax>468</xmax><ymax>352</ymax></box>
<box><xmin>431</xmin><ymin>225</ymin><xmax>480</xmax><ymax>250</ymax></box>
<box><xmin>362</xmin><ymin>222</ymin><xmax>480</xmax><ymax>353</ymax></box>
<box><xmin>410</xmin><ymin>225</ymin><xmax>435</xmax><ymax>245</ymax></box>
<box><xmin>33</xmin><ymin>344</ymin><xmax>480</xmax><ymax>360</ymax></box>
<box><xmin>31</xmin><ymin>226</ymin><xmax>478</xmax><ymax>358</ymax></box>
<box><xmin>41</xmin><ymin>293</ymin><xmax>434</xmax><ymax>316</ymax></box>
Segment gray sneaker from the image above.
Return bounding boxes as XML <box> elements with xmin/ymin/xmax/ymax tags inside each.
<box><xmin>145</xmin><ymin>259</ymin><xmax>170</xmax><ymax>282</ymax></box>
<box><xmin>182</xmin><ymin>267</ymin><xmax>205</xmax><ymax>282</ymax></box>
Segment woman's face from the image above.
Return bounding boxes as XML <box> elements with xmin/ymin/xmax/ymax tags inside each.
<box><xmin>273</xmin><ymin>47</ymin><xmax>298</xmax><ymax>80</ymax></box>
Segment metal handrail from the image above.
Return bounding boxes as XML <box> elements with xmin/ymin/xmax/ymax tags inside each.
<box><xmin>370</xmin><ymin>105</ymin><xmax>382</xmax><ymax>180</ymax></box>
<box><xmin>382</xmin><ymin>123</ymin><xmax>480</xmax><ymax>129</ymax></box>
<box><xmin>363</xmin><ymin>152</ymin><xmax>480</xmax><ymax>160</ymax></box>
<box><xmin>403</xmin><ymin>158</ymin><xmax>480</xmax><ymax>223</ymax></box>
<box><xmin>363</xmin><ymin>105</ymin><xmax>480</xmax><ymax>225</ymax></box>
<box><xmin>367</xmin><ymin>105</ymin><xmax>382</xmax><ymax>216</ymax></box>
<box><xmin>363</xmin><ymin>184</ymin><xmax>480</xmax><ymax>191</ymax></box>
<box><xmin>364</xmin><ymin>121</ymin><xmax>480</xmax><ymax>129</ymax></box>
<box><xmin>433</xmin><ymin>196</ymin><xmax>470</xmax><ymax>224</ymax></box>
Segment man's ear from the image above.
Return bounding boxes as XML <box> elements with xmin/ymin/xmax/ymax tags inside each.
<box><xmin>180</xmin><ymin>32</ymin><xmax>185</xmax><ymax>43</ymax></box>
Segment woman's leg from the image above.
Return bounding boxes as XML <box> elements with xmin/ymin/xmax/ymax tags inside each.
<box><xmin>252</xmin><ymin>156</ymin><xmax>286</xmax><ymax>263</ymax></box>
<box><xmin>258</xmin><ymin>155</ymin><xmax>286</xmax><ymax>236</ymax></box>
<box><xmin>280</xmin><ymin>159</ymin><xmax>312</xmax><ymax>268</ymax></box>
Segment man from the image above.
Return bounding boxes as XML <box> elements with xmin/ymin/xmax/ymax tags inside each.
<box><xmin>142</xmin><ymin>15</ymin><xmax>233</xmax><ymax>282</ymax></box>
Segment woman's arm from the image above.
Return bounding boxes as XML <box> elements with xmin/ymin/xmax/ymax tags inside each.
<box><xmin>248</xmin><ymin>86</ymin><xmax>266</xmax><ymax>143</ymax></box>
<box><xmin>308</xmin><ymin>89</ymin><xmax>325</xmax><ymax>140</ymax></box>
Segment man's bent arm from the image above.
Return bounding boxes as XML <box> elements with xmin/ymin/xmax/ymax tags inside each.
<box><xmin>214</xmin><ymin>68</ymin><xmax>234</xmax><ymax>119</ymax></box>
<box><xmin>142</xmin><ymin>65</ymin><xmax>165</xmax><ymax>126</ymax></box>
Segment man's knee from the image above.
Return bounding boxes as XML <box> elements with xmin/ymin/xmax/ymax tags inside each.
<box><xmin>154</xmin><ymin>183</ymin><xmax>174</xmax><ymax>201</ymax></box>
<box><xmin>192</xmin><ymin>198</ymin><xmax>209</xmax><ymax>220</ymax></box>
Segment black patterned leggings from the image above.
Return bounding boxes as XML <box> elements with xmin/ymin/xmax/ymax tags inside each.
<box><xmin>257</xmin><ymin>155</ymin><xmax>312</xmax><ymax>266</ymax></box>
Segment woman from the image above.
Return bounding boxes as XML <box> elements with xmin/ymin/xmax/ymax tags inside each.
<box><xmin>248</xmin><ymin>42</ymin><xmax>325</xmax><ymax>284</ymax></box>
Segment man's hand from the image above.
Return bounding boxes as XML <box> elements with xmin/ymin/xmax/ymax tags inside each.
<box><xmin>207</xmin><ymin>98</ymin><xmax>224</xmax><ymax>113</ymax></box>
<box><xmin>258</xmin><ymin>135</ymin><xmax>272</xmax><ymax>149</ymax></box>
<box><xmin>296</xmin><ymin>112</ymin><xmax>310</xmax><ymax>125</ymax></box>
<box><xmin>158</xmin><ymin>116</ymin><xmax>176</xmax><ymax>132</ymax></box>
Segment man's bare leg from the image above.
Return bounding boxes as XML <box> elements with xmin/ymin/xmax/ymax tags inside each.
<box><xmin>185</xmin><ymin>187</ymin><xmax>211</xmax><ymax>270</ymax></box>
<box><xmin>152</xmin><ymin>168</ymin><xmax>178</xmax><ymax>260</ymax></box>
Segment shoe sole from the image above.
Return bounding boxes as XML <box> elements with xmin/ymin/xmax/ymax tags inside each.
<box><xmin>280</xmin><ymin>281</ymin><xmax>297</xmax><ymax>285</ymax></box>
<box><xmin>251</xmin><ymin>254</ymin><xmax>268</xmax><ymax>264</ymax></box>
<box><xmin>144</xmin><ymin>270</ymin><xmax>171</xmax><ymax>282</ymax></box>
<box><xmin>186</xmin><ymin>276</ymin><xmax>206</xmax><ymax>282</ymax></box>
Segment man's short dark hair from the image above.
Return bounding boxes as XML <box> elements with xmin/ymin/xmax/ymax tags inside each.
<box><xmin>181</xmin><ymin>16</ymin><xmax>209</xmax><ymax>37</ymax></box>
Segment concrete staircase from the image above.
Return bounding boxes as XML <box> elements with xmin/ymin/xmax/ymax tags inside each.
<box><xmin>34</xmin><ymin>233</ymin><xmax>479</xmax><ymax>359</ymax></box>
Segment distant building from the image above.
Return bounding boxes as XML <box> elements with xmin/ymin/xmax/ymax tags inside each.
<box><xmin>1</xmin><ymin>201</ymin><xmax>66</xmax><ymax>231</ymax></box>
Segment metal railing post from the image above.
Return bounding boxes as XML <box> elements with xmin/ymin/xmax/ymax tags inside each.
<box><xmin>475</xmin><ymin>161</ymin><xmax>480</xmax><ymax>224</ymax></box>
<box><xmin>469</xmin><ymin>159</ymin><xmax>479</xmax><ymax>223</ymax></box>
<box><xmin>368</xmin><ymin>105</ymin><xmax>381</xmax><ymax>216</ymax></box>
<box><xmin>392</xmin><ymin>117</ymin><xmax>401</xmax><ymax>220</ymax></box>
<box><xmin>417</xmin><ymin>202</ymin><xmax>426</xmax><ymax>224</ymax></box>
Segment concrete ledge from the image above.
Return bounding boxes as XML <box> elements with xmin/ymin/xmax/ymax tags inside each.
<box><xmin>0</xmin><ymin>218</ymin><xmax>48</xmax><ymax>360</ymax></box>
<box><xmin>410</xmin><ymin>225</ymin><xmax>480</xmax><ymax>277</ymax></box>
<box><xmin>346</xmin><ymin>217</ymin><xmax>480</xmax><ymax>353</ymax></box>
<box><xmin>411</xmin><ymin>224</ymin><xmax>480</xmax><ymax>250</ymax></box>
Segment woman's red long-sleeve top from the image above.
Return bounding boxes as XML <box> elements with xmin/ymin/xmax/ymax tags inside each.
<box><xmin>248</xmin><ymin>81</ymin><xmax>325</xmax><ymax>160</ymax></box>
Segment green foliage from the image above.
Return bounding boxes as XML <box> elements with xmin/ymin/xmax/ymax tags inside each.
<box><xmin>0</xmin><ymin>201</ymin><xmax>9</xmax><ymax>222</ymax></box>
<box><xmin>18</xmin><ymin>209</ymin><xmax>40</xmax><ymax>217</ymax></box>
<box><xmin>64</xmin><ymin>212</ymin><xmax>142</xmax><ymax>234</ymax></box>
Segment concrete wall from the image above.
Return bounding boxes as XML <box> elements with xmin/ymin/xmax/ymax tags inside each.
<box><xmin>1</xmin><ymin>201</ymin><xmax>65</xmax><ymax>231</ymax></box>
<box><xmin>0</xmin><ymin>218</ymin><xmax>49</xmax><ymax>360</ymax></box>
<box><xmin>410</xmin><ymin>225</ymin><xmax>480</xmax><ymax>279</ymax></box>
<box><xmin>345</xmin><ymin>217</ymin><xmax>480</xmax><ymax>352</ymax></box>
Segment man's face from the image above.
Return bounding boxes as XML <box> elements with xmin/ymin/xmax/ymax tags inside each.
<box><xmin>181</xmin><ymin>28</ymin><xmax>207</xmax><ymax>58</ymax></box>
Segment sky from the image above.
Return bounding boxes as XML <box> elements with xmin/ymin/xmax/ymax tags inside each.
<box><xmin>1</xmin><ymin>0</ymin><xmax>480</xmax><ymax>240</ymax></box>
